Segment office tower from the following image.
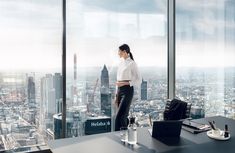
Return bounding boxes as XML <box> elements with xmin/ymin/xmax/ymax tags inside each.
<box><xmin>72</xmin><ymin>54</ymin><xmax>78</xmax><ymax>106</ymax></box>
<box><xmin>53</xmin><ymin>73</ymin><xmax>63</xmax><ymax>100</ymax></box>
<box><xmin>101</xmin><ymin>65</ymin><xmax>109</xmax><ymax>89</ymax></box>
<box><xmin>56</xmin><ymin>99</ymin><xmax>63</xmax><ymax>114</ymax></box>
<box><xmin>100</xmin><ymin>65</ymin><xmax>111</xmax><ymax>116</ymax></box>
<box><xmin>42</xmin><ymin>74</ymin><xmax>56</xmax><ymax>116</ymax></box>
<box><xmin>100</xmin><ymin>91</ymin><xmax>112</xmax><ymax>116</ymax></box>
<box><xmin>53</xmin><ymin>113</ymin><xmax>73</xmax><ymax>139</ymax></box>
<box><xmin>40</xmin><ymin>74</ymin><xmax>56</xmax><ymax>132</ymax></box>
<box><xmin>27</xmin><ymin>76</ymin><xmax>36</xmax><ymax>108</ymax></box>
<box><xmin>48</xmin><ymin>88</ymin><xmax>56</xmax><ymax>116</ymax></box>
<box><xmin>74</xmin><ymin>54</ymin><xmax>77</xmax><ymax>81</ymax></box>
<box><xmin>53</xmin><ymin>73</ymin><xmax>63</xmax><ymax>113</ymax></box>
<box><xmin>73</xmin><ymin>53</ymin><xmax>77</xmax><ymax>95</ymax></box>
<box><xmin>54</xmin><ymin>113</ymin><xmax>80</xmax><ymax>139</ymax></box>
<box><xmin>141</xmin><ymin>79</ymin><xmax>147</xmax><ymax>100</ymax></box>
<box><xmin>54</xmin><ymin>107</ymin><xmax>87</xmax><ymax>139</ymax></box>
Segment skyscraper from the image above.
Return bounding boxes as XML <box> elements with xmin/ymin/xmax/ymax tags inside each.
<box><xmin>54</xmin><ymin>107</ymin><xmax>87</xmax><ymax>139</ymax></box>
<box><xmin>53</xmin><ymin>73</ymin><xmax>63</xmax><ymax>113</ymax></box>
<box><xmin>101</xmin><ymin>65</ymin><xmax>109</xmax><ymax>89</ymax></box>
<box><xmin>27</xmin><ymin>76</ymin><xmax>36</xmax><ymax>108</ymax></box>
<box><xmin>100</xmin><ymin>91</ymin><xmax>112</xmax><ymax>116</ymax></box>
<box><xmin>141</xmin><ymin>79</ymin><xmax>147</xmax><ymax>100</ymax></box>
<box><xmin>100</xmin><ymin>65</ymin><xmax>111</xmax><ymax>116</ymax></box>
<box><xmin>53</xmin><ymin>73</ymin><xmax>63</xmax><ymax>100</ymax></box>
<box><xmin>40</xmin><ymin>74</ymin><xmax>56</xmax><ymax>132</ymax></box>
<box><xmin>74</xmin><ymin>54</ymin><xmax>77</xmax><ymax>81</ymax></box>
<box><xmin>73</xmin><ymin>53</ymin><xmax>78</xmax><ymax>106</ymax></box>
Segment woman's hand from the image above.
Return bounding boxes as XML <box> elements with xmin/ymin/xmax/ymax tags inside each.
<box><xmin>116</xmin><ymin>81</ymin><xmax>129</xmax><ymax>87</ymax></box>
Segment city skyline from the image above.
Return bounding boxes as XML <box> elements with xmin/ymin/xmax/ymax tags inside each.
<box><xmin>0</xmin><ymin>0</ymin><xmax>235</xmax><ymax>151</ymax></box>
<box><xmin>1</xmin><ymin>64</ymin><xmax>235</xmax><ymax>151</ymax></box>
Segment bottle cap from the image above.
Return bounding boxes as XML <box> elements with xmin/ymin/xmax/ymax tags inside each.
<box><xmin>225</xmin><ymin>124</ymin><xmax>228</xmax><ymax>131</ymax></box>
<box><xmin>129</xmin><ymin>117</ymin><xmax>135</xmax><ymax>124</ymax></box>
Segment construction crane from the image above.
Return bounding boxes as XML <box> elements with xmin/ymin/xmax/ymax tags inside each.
<box><xmin>87</xmin><ymin>78</ymin><xmax>99</xmax><ymax>113</ymax></box>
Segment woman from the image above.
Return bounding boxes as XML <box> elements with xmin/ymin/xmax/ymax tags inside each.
<box><xmin>115</xmin><ymin>44</ymin><xmax>141</xmax><ymax>131</ymax></box>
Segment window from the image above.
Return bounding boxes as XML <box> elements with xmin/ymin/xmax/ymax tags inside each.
<box><xmin>0</xmin><ymin>0</ymin><xmax>62</xmax><ymax>151</ymax></box>
<box><xmin>176</xmin><ymin>0</ymin><xmax>235</xmax><ymax>119</ymax></box>
<box><xmin>65</xmin><ymin>0</ymin><xmax>167</xmax><ymax>137</ymax></box>
<box><xmin>3</xmin><ymin>0</ymin><xmax>234</xmax><ymax>151</ymax></box>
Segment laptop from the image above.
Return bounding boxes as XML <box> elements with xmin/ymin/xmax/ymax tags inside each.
<box><xmin>148</xmin><ymin>120</ymin><xmax>183</xmax><ymax>139</ymax></box>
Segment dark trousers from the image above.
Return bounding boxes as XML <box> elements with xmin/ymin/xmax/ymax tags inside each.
<box><xmin>115</xmin><ymin>85</ymin><xmax>134</xmax><ymax>131</ymax></box>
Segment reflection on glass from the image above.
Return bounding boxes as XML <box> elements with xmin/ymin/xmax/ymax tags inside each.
<box><xmin>176</xmin><ymin>0</ymin><xmax>235</xmax><ymax>119</ymax></box>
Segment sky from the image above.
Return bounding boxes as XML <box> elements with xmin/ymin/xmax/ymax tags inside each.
<box><xmin>0</xmin><ymin>0</ymin><xmax>62</xmax><ymax>71</ymax></box>
<box><xmin>0</xmin><ymin>0</ymin><xmax>235</xmax><ymax>71</ymax></box>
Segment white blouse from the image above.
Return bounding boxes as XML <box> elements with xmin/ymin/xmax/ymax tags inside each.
<box><xmin>117</xmin><ymin>57</ymin><xmax>141</xmax><ymax>87</ymax></box>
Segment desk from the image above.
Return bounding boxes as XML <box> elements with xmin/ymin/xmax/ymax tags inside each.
<box><xmin>48</xmin><ymin>116</ymin><xmax>235</xmax><ymax>153</ymax></box>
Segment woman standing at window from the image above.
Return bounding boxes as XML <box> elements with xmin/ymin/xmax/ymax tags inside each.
<box><xmin>115</xmin><ymin>44</ymin><xmax>141</xmax><ymax>131</ymax></box>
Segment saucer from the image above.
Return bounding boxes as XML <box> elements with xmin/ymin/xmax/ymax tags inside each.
<box><xmin>207</xmin><ymin>130</ymin><xmax>230</xmax><ymax>140</ymax></box>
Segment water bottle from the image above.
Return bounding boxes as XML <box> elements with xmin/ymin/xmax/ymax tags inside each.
<box><xmin>128</xmin><ymin>115</ymin><xmax>137</xmax><ymax>144</ymax></box>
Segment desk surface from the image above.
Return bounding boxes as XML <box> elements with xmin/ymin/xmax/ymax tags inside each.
<box><xmin>48</xmin><ymin>116</ymin><xmax>235</xmax><ymax>153</ymax></box>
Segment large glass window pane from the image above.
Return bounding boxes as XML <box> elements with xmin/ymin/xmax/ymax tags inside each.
<box><xmin>0</xmin><ymin>0</ymin><xmax>62</xmax><ymax>152</ymax></box>
<box><xmin>65</xmin><ymin>0</ymin><xmax>167</xmax><ymax>138</ymax></box>
<box><xmin>176</xmin><ymin>0</ymin><xmax>235</xmax><ymax>119</ymax></box>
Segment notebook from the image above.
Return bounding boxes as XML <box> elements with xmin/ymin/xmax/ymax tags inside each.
<box><xmin>182</xmin><ymin>120</ymin><xmax>210</xmax><ymax>134</ymax></box>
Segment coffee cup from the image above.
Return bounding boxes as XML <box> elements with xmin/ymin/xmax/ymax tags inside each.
<box><xmin>212</xmin><ymin>128</ymin><xmax>221</xmax><ymax>137</ymax></box>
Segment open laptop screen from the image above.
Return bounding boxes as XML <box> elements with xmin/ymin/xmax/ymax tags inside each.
<box><xmin>150</xmin><ymin>120</ymin><xmax>183</xmax><ymax>138</ymax></box>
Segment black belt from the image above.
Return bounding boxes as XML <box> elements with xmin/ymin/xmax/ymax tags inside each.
<box><xmin>117</xmin><ymin>80</ymin><xmax>130</xmax><ymax>82</ymax></box>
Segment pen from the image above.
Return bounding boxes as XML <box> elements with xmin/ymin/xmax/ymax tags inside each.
<box><xmin>212</xmin><ymin>121</ymin><xmax>217</xmax><ymax>129</ymax></box>
<box><xmin>208</xmin><ymin>121</ymin><xmax>215</xmax><ymax>130</ymax></box>
<box><xmin>224</xmin><ymin>124</ymin><xmax>229</xmax><ymax>138</ymax></box>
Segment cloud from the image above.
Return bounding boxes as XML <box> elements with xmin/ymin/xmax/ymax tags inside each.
<box><xmin>176</xmin><ymin>0</ymin><xmax>235</xmax><ymax>41</ymax></box>
<box><xmin>1</xmin><ymin>0</ymin><xmax>235</xmax><ymax>70</ymax></box>
<box><xmin>176</xmin><ymin>0</ymin><xmax>225</xmax><ymax>13</ymax></box>
<box><xmin>0</xmin><ymin>0</ymin><xmax>61</xmax><ymax>29</ymax></box>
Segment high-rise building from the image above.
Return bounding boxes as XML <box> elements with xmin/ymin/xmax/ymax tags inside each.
<box><xmin>100</xmin><ymin>91</ymin><xmax>112</xmax><ymax>116</ymax></box>
<box><xmin>141</xmin><ymin>79</ymin><xmax>147</xmax><ymax>100</ymax></box>
<box><xmin>101</xmin><ymin>65</ymin><xmax>109</xmax><ymax>89</ymax></box>
<box><xmin>48</xmin><ymin>88</ymin><xmax>56</xmax><ymax>116</ymax></box>
<box><xmin>53</xmin><ymin>73</ymin><xmax>63</xmax><ymax>100</ymax></box>
<box><xmin>74</xmin><ymin>54</ymin><xmax>77</xmax><ymax>81</ymax></box>
<box><xmin>27</xmin><ymin>76</ymin><xmax>36</xmax><ymax>108</ymax></box>
<box><xmin>53</xmin><ymin>73</ymin><xmax>63</xmax><ymax>113</ymax></box>
<box><xmin>40</xmin><ymin>74</ymin><xmax>56</xmax><ymax>132</ymax></box>
<box><xmin>53</xmin><ymin>113</ymin><xmax>73</xmax><ymax>139</ymax></box>
<box><xmin>54</xmin><ymin>106</ymin><xmax>87</xmax><ymax>139</ymax></box>
<box><xmin>72</xmin><ymin>54</ymin><xmax>78</xmax><ymax>106</ymax></box>
<box><xmin>100</xmin><ymin>65</ymin><xmax>111</xmax><ymax>116</ymax></box>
